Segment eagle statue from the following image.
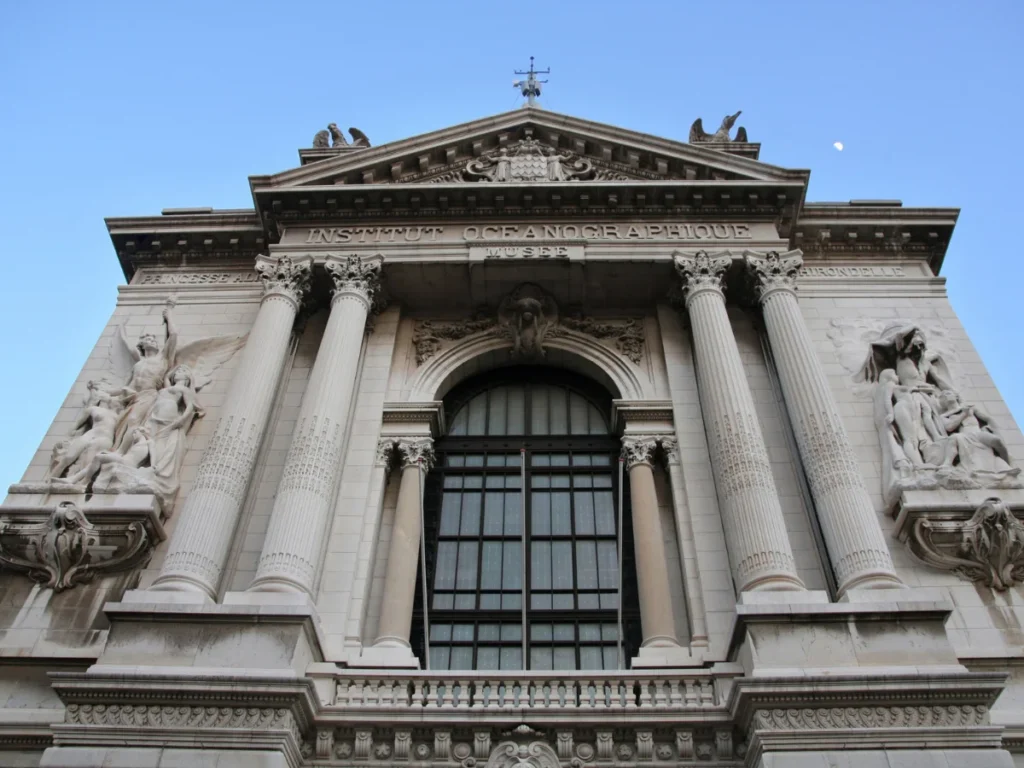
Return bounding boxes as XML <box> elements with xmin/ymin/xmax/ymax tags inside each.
<box><xmin>312</xmin><ymin>123</ymin><xmax>372</xmax><ymax>149</ymax></box>
<box><xmin>689</xmin><ymin>110</ymin><xmax>749</xmax><ymax>143</ymax></box>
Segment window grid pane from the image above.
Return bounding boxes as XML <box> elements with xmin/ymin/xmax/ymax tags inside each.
<box><xmin>418</xmin><ymin>376</ymin><xmax>634</xmax><ymax>673</ymax></box>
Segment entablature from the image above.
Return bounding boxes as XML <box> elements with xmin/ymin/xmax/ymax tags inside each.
<box><xmin>793</xmin><ymin>201</ymin><xmax>958</xmax><ymax>274</ymax></box>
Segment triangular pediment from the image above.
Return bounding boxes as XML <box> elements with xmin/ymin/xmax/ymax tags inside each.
<box><xmin>252</xmin><ymin>108</ymin><xmax>808</xmax><ymax>191</ymax></box>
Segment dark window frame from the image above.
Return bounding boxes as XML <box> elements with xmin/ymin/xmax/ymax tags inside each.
<box><xmin>411</xmin><ymin>368</ymin><xmax>642</xmax><ymax>671</ymax></box>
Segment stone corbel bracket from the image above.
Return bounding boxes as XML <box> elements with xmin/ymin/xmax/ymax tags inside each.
<box><xmin>0</xmin><ymin>494</ymin><xmax>165</xmax><ymax>592</ymax></box>
<box><xmin>894</xmin><ymin>489</ymin><xmax>1024</xmax><ymax>590</ymax></box>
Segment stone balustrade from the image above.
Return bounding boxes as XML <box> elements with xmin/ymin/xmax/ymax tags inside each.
<box><xmin>314</xmin><ymin>669</ymin><xmax>732</xmax><ymax>717</ymax></box>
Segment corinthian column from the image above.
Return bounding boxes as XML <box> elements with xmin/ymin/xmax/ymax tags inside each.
<box><xmin>374</xmin><ymin>438</ymin><xmax>434</xmax><ymax>649</ymax></box>
<box><xmin>151</xmin><ymin>255</ymin><xmax>312</xmax><ymax>599</ymax></box>
<box><xmin>249</xmin><ymin>255</ymin><xmax>382</xmax><ymax>595</ymax></box>
<box><xmin>745</xmin><ymin>250</ymin><xmax>902</xmax><ymax>594</ymax></box>
<box><xmin>674</xmin><ymin>251</ymin><xmax>804</xmax><ymax>592</ymax></box>
<box><xmin>621</xmin><ymin>436</ymin><xmax>681</xmax><ymax>648</ymax></box>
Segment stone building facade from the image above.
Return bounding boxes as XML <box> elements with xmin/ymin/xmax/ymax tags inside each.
<box><xmin>2</xmin><ymin>108</ymin><xmax>1023</xmax><ymax>767</ymax></box>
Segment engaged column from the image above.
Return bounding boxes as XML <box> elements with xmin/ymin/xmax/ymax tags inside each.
<box><xmin>674</xmin><ymin>251</ymin><xmax>805</xmax><ymax>593</ymax></box>
<box><xmin>745</xmin><ymin>250</ymin><xmax>902</xmax><ymax>594</ymax></box>
<box><xmin>248</xmin><ymin>255</ymin><xmax>382</xmax><ymax>595</ymax></box>
<box><xmin>152</xmin><ymin>255</ymin><xmax>312</xmax><ymax>599</ymax></box>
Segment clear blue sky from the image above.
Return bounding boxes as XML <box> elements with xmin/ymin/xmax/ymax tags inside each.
<box><xmin>1</xmin><ymin>1</ymin><xmax>1022</xmax><ymax>491</ymax></box>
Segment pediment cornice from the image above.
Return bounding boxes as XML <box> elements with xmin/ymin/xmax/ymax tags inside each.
<box><xmin>252</xmin><ymin>108</ymin><xmax>808</xmax><ymax>192</ymax></box>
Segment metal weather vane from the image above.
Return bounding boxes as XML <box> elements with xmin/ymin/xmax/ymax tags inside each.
<box><xmin>514</xmin><ymin>56</ymin><xmax>549</xmax><ymax>107</ymax></box>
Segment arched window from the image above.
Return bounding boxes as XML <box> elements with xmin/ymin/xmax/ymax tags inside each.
<box><xmin>412</xmin><ymin>368</ymin><xmax>641</xmax><ymax>671</ymax></box>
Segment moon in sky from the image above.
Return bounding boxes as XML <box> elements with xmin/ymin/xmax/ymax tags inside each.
<box><xmin>833</xmin><ymin>141</ymin><xmax>844</xmax><ymax>151</ymax></box>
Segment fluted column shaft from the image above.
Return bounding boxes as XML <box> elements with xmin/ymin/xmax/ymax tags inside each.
<box><xmin>152</xmin><ymin>255</ymin><xmax>312</xmax><ymax>599</ymax></box>
<box><xmin>622</xmin><ymin>437</ymin><xmax>680</xmax><ymax>647</ymax></box>
<box><xmin>674</xmin><ymin>252</ymin><xmax>804</xmax><ymax>592</ymax></box>
<box><xmin>375</xmin><ymin>439</ymin><xmax>434</xmax><ymax>647</ymax></box>
<box><xmin>249</xmin><ymin>255</ymin><xmax>382</xmax><ymax>595</ymax></box>
<box><xmin>747</xmin><ymin>250</ymin><xmax>902</xmax><ymax>594</ymax></box>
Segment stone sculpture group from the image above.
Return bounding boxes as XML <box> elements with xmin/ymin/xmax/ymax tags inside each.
<box><xmin>862</xmin><ymin>323</ymin><xmax>1020</xmax><ymax>506</ymax></box>
<box><xmin>44</xmin><ymin>300</ymin><xmax>245</xmax><ymax>516</ymax></box>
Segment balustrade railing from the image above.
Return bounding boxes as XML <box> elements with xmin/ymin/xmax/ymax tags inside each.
<box><xmin>317</xmin><ymin>671</ymin><xmax>727</xmax><ymax>713</ymax></box>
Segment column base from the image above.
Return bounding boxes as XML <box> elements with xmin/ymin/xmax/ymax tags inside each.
<box><xmin>352</xmin><ymin>639</ymin><xmax>421</xmax><ymax>669</ymax></box>
<box><xmin>99</xmin><ymin>594</ymin><xmax>326</xmax><ymax>673</ymax></box>
<box><xmin>631</xmin><ymin>643</ymin><xmax>706</xmax><ymax>669</ymax></box>
<box><xmin>731</xmin><ymin>588</ymin><xmax>964</xmax><ymax>677</ymax></box>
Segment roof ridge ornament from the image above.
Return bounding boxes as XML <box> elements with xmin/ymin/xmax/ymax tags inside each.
<box><xmin>513</xmin><ymin>56</ymin><xmax>549</xmax><ymax>107</ymax></box>
<box><xmin>689</xmin><ymin>111</ymin><xmax>749</xmax><ymax>144</ymax></box>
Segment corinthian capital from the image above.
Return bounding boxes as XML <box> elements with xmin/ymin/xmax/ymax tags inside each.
<box><xmin>621</xmin><ymin>436</ymin><xmax>659</xmax><ymax>469</ymax></box>
<box><xmin>744</xmin><ymin>249</ymin><xmax>804</xmax><ymax>301</ymax></box>
<box><xmin>673</xmin><ymin>250</ymin><xmax>732</xmax><ymax>305</ymax></box>
<box><xmin>256</xmin><ymin>255</ymin><xmax>313</xmax><ymax>306</ymax></box>
<box><xmin>325</xmin><ymin>254</ymin><xmax>383</xmax><ymax>309</ymax></box>
<box><xmin>395</xmin><ymin>438</ymin><xmax>435</xmax><ymax>471</ymax></box>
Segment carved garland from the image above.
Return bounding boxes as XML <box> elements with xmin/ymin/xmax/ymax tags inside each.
<box><xmin>752</xmin><ymin>704</ymin><xmax>989</xmax><ymax>731</ymax></box>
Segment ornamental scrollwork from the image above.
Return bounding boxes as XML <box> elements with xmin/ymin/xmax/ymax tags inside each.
<box><xmin>63</xmin><ymin>703</ymin><xmax>296</xmax><ymax>730</ymax></box>
<box><xmin>256</xmin><ymin>254</ymin><xmax>313</xmax><ymax>304</ymax></box>
<box><xmin>908</xmin><ymin>497</ymin><xmax>1024</xmax><ymax>590</ymax></box>
<box><xmin>744</xmin><ymin>249</ymin><xmax>803</xmax><ymax>299</ymax></box>
<box><xmin>0</xmin><ymin>501</ymin><xmax>160</xmax><ymax>592</ymax></box>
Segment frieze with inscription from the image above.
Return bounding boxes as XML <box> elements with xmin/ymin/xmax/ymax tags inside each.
<box><xmin>136</xmin><ymin>272</ymin><xmax>261</xmax><ymax>286</ymax></box>
<box><xmin>803</xmin><ymin>265</ymin><xmax>906</xmax><ymax>278</ymax></box>
<box><xmin>302</xmin><ymin>222</ymin><xmax>756</xmax><ymax>246</ymax></box>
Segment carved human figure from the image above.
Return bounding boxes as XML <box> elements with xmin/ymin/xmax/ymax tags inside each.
<box><xmin>95</xmin><ymin>365</ymin><xmax>204</xmax><ymax>514</ymax></box>
<box><xmin>938</xmin><ymin>390</ymin><xmax>1019</xmax><ymax>476</ymax></box>
<box><xmin>64</xmin><ymin>426</ymin><xmax>151</xmax><ymax>488</ymax></box>
<box><xmin>112</xmin><ymin>301</ymin><xmax>179</xmax><ymax>451</ymax></box>
<box><xmin>544</xmin><ymin>150</ymin><xmax>573</xmax><ymax>181</ymax></box>
<box><xmin>876</xmin><ymin>368</ymin><xmax>951</xmax><ymax>467</ymax></box>
<box><xmin>47</xmin><ymin>382</ymin><xmax>123</xmax><ymax>481</ymax></box>
<box><xmin>493</xmin><ymin>148</ymin><xmax>511</xmax><ymax>182</ymax></box>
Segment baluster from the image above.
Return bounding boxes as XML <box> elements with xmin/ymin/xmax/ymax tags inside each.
<box><xmin>335</xmin><ymin>678</ymin><xmax>350</xmax><ymax>706</ymax></box>
<box><xmin>425</xmin><ymin>679</ymin><xmax>440</xmax><ymax>709</ymax></box>
<box><xmin>350</xmin><ymin>679</ymin><xmax>365</xmax><ymax>707</ymax></box>
<box><xmin>668</xmin><ymin>679</ymin><xmax>682</xmax><ymax>707</ymax></box>
<box><xmin>411</xmin><ymin>680</ymin><xmax>425</xmax><ymax>707</ymax></box>
<box><xmin>485</xmin><ymin>680</ymin><xmax>500</xmax><ymax>710</ymax></box>
<box><xmin>441</xmin><ymin>679</ymin><xmax>455</xmax><ymax>709</ymax></box>
<box><xmin>683</xmin><ymin>679</ymin><xmax>697</xmax><ymax>708</ymax></box>
<box><xmin>457</xmin><ymin>680</ymin><xmax>470</xmax><ymax>709</ymax></box>
<box><xmin>654</xmin><ymin>679</ymin><xmax>669</xmax><ymax>708</ymax></box>
<box><xmin>700</xmin><ymin>680</ymin><xmax>714</xmax><ymax>706</ymax></box>
<box><xmin>639</xmin><ymin>679</ymin><xmax>653</xmax><ymax>709</ymax></box>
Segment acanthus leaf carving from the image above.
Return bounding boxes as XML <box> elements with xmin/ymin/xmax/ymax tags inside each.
<box><xmin>413</xmin><ymin>317</ymin><xmax>497</xmax><ymax>365</ymax></box>
<box><xmin>673</xmin><ymin>250</ymin><xmax>731</xmax><ymax>304</ymax></box>
<box><xmin>557</xmin><ymin>316</ymin><xmax>645</xmax><ymax>365</ymax></box>
<box><xmin>256</xmin><ymin>254</ymin><xmax>313</xmax><ymax>305</ymax></box>
<box><xmin>744</xmin><ymin>249</ymin><xmax>803</xmax><ymax>299</ymax></box>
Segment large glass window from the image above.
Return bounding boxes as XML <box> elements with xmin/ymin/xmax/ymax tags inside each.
<box><xmin>411</xmin><ymin>369</ymin><xmax>641</xmax><ymax>671</ymax></box>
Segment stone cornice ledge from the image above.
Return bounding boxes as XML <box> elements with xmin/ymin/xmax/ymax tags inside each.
<box><xmin>611</xmin><ymin>399</ymin><xmax>674</xmax><ymax>434</ymax></box>
<box><xmin>49</xmin><ymin>671</ymin><xmax>317</xmax><ymax>763</ymax></box>
<box><xmin>729</xmin><ymin>672</ymin><xmax>1008</xmax><ymax>765</ymax></box>
<box><xmin>381</xmin><ymin>401</ymin><xmax>446</xmax><ymax>438</ymax></box>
